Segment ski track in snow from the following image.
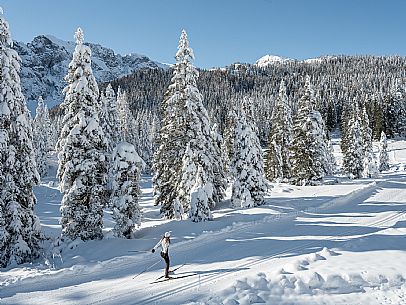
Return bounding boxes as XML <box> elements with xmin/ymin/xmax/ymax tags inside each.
<box><xmin>1</xmin><ymin>141</ymin><xmax>406</xmax><ymax>305</ymax></box>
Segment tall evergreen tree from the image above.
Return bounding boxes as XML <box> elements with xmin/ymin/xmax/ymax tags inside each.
<box><xmin>153</xmin><ymin>30</ymin><xmax>225</xmax><ymax>219</ymax></box>
<box><xmin>361</xmin><ymin>105</ymin><xmax>378</xmax><ymax>178</ymax></box>
<box><xmin>116</xmin><ymin>87</ymin><xmax>137</xmax><ymax>145</ymax></box>
<box><xmin>100</xmin><ymin>84</ymin><xmax>120</xmax><ymax>154</ymax></box>
<box><xmin>342</xmin><ymin>101</ymin><xmax>364</xmax><ymax>178</ymax></box>
<box><xmin>33</xmin><ymin>96</ymin><xmax>50</xmax><ymax>178</ymax></box>
<box><xmin>134</xmin><ymin>110</ymin><xmax>155</xmax><ymax>171</ymax></box>
<box><xmin>56</xmin><ymin>28</ymin><xmax>107</xmax><ymax>241</ymax></box>
<box><xmin>210</xmin><ymin>123</ymin><xmax>227</xmax><ymax>207</ymax></box>
<box><xmin>265</xmin><ymin>80</ymin><xmax>293</xmax><ymax>182</ymax></box>
<box><xmin>385</xmin><ymin>81</ymin><xmax>405</xmax><ymax>138</ymax></box>
<box><xmin>378</xmin><ymin>131</ymin><xmax>390</xmax><ymax>172</ymax></box>
<box><xmin>189</xmin><ymin>165</ymin><xmax>213</xmax><ymax>222</ymax></box>
<box><xmin>110</xmin><ymin>142</ymin><xmax>143</xmax><ymax>238</ymax></box>
<box><xmin>340</xmin><ymin>101</ymin><xmax>351</xmax><ymax>156</ymax></box>
<box><xmin>231</xmin><ymin>98</ymin><xmax>268</xmax><ymax>208</ymax></box>
<box><xmin>223</xmin><ymin>105</ymin><xmax>238</xmax><ymax>177</ymax></box>
<box><xmin>325</xmin><ymin>137</ymin><xmax>337</xmax><ymax>175</ymax></box>
<box><xmin>290</xmin><ymin>76</ymin><xmax>330</xmax><ymax>185</ymax></box>
<box><xmin>177</xmin><ymin>142</ymin><xmax>197</xmax><ymax>215</ymax></box>
<box><xmin>0</xmin><ymin>11</ymin><xmax>42</xmax><ymax>267</ymax></box>
<box><xmin>326</xmin><ymin>93</ymin><xmax>338</xmax><ymax>131</ymax></box>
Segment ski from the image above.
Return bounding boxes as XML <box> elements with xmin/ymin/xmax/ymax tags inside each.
<box><xmin>152</xmin><ymin>263</ymin><xmax>187</xmax><ymax>282</ymax></box>
<box><xmin>150</xmin><ymin>273</ymin><xmax>197</xmax><ymax>284</ymax></box>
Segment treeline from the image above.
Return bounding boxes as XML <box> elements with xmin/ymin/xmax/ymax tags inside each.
<box><xmin>101</xmin><ymin>55</ymin><xmax>406</xmax><ymax>145</ymax></box>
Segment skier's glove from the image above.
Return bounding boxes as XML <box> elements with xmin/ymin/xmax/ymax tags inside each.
<box><xmin>152</xmin><ymin>249</ymin><xmax>155</xmax><ymax>253</ymax></box>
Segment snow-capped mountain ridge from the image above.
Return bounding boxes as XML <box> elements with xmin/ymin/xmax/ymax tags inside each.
<box><xmin>255</xmin><ymin>54</ymin><xmax>294</xmax><ymax>67</ymax></box>
<box><xmin>14</xmin><ymin>35</ymin><xmax>167</xmax><ymax>112</ymax></box>
<box><xmin>255</xmin><ymin>54</ymin><xmax>337</xmax><ymax>67</ymax></box>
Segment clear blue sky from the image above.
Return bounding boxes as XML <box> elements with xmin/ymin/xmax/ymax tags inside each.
<box><xmin>2</xmin><ymin>0</ymin><xmax>405</xmax><ymax>68</ymax></box>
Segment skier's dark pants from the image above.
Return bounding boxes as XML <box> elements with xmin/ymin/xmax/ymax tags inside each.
<box><xmin>160</xmin><ymin>251</ymin><xmax>170</xmax><ymax>277</ymax></box>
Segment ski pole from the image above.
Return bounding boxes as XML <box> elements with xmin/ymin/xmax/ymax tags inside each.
<box><xmin>133</xmin><ymin>259</ymin><xmax>161</xmax><ymax>279</ymax></box>
<box><xmin>128</xmin><ymin>250</ymin><xmax>150</xmax><ymax>253</ymax></box>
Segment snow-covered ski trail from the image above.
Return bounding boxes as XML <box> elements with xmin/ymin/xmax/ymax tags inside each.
<box><xmin>87</xmin><ymin>174</ymin><xmax>406</xmax><ymax>305</ymax></box>
<box><xmin>2</xmin><ymin>168</ymin><xmax>405</xmax><ymax>305</ymax></box>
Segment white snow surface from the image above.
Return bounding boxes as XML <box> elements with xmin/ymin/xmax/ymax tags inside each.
<box><xmin>1</xmin><ymin>139</ymin><xmax>406</xmax><ymax>305</ymax></box>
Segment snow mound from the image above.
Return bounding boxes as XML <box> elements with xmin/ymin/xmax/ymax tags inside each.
<box><xmin>204</xmin><ymin>270</ymin><xmax>405</xmax><ymax>305</ymax></box>
<box><xmin>319</xmin><ymin>247</ymin><xmax>339</xmax><ymax>257</ymax></box>
<box><xmin>306</xmin><ymin>252</ymin><xmax>326</xmax><ymax>262</ymax></box>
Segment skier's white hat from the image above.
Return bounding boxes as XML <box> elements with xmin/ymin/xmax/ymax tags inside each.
<box><xmin>164</xmin><ymin>231</ymin><xmax>171</xmax><ymax>237</ymax></box>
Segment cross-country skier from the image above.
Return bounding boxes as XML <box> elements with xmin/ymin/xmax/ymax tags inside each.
<box><xmin>152</xmin><ymin>231</ymin><xmax>171</xmax><ymax>278</ymax></box>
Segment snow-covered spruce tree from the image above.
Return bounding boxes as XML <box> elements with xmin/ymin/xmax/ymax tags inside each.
<box><xmin>177</xmin><ymin>143</ymin><xmax>197</xmax><ymax>216</ymax></box>
<box><xmin>116</xmin><ymin>87</ymin><xmax>137</xmax><ymax>146</ymax></box>
<box><xmin>231</xmin><ymin>98</ymin><xmax>268</xmax><ymax>208</ymax></box>
<box><xmin>151</xmin><ymin>114</ymin><xmax>160</xmax><ymax>152</ymax></box>
<box><xmin>340</xmin><ymin>101</ymin><xmax>351</xmax><ymax>157</ymax></box>
<box><xmin>366</xmin><ymin>93</ymin><xmax>383</xmax><ymax>140</ymax></box>
<box><xmin>44</xmin><ymin>104</ymin><xmax>53</xmax><ymax>151</ymax></box>
<box><xmin>265</xmin><ymin>79</ymin><xmax>293</xmax><ymax>182</ymax></box>
<box><xmin>265</xmin><ymin>139</ymin><xmax>283</xmax><ymax>182</ymax></box>
<box><xmin>325</xmin><ymin>137</ymin><xmax>337</xmax><ymax>175</ymax></box>
<box><xmin>189</xmin><ymin>165</ymin><xmax>213</xmax><ymax>222</ymax></box>
<box><xmin>342</xmin><ymin>101</ymin><xmax>364</xmax><ymax>179</ymax></box>
<box><xmin>100</xmin><ymin>84</ymin><xmax>120</xmax><ymax>154</ymax></box>
<box><xmin>153</xmin><ymin>30</ymin><xmax>225</xmax><ymax>219</ymax></box>
<box><xmin>56</xmin><ymin>28</ymin><xmax>107</xmax><ymax>241</ymax></box>
<box><xmin>173</xmin><ymin>198</ymin><xmax>184</xmax><ymax>220</ymax></box>
<box><xmin>378</xmin><ymin>131</ymin><xmax>390</xmax><ymax>172</ymax></box>
<box><xmin>223</xmin><ymin>104</ymin><xmax>238</xmax><ymax>177</ymax></box>
<box><xmin>210</xmin><ymin>123</ymin><xmax>227</xmax><ymax>206</ymax></box>
<box><xmin>0</xmin><ymin>11</ymin><xmax>42</xmax><ymax>267</ymax></box>
<box><xmin>49</xmin><ymin>113</ymin><xmax>62</xmax><ymax>150</ymax></box>
<box><xmin>176</xmin><ymin>30</ymin><xmax>225</xmax><ymax>212</ymax></box>
<box><xmin>110</xmin><ymin>142</ymin><xmax>143</xmax><ymax>238</ymax></box>
<box><xmin>290</xmin><ymin>76</ymin><xmax>330</xmax><ymax>185</ymax></box>
<box><xmin>361</xmin><ymin>105</ymin><xmax>378</xmax><ymax>178</ymax></box>
<box><xmin>134</xmin><ymin>110</ymin><xmax>155</xmax><ymax>171</ymax></box>
<box><xmin>33</xmin><ymin>96</ymin><xmax>50</xmax><ymax>178</ymax></box>
<box><xmin>326</xmin><ymin>93</ymin><xmax>338</xmax><ymax>132</ymax></box>
<box><xmin>385</xmin><ymin>81</ymin><xmax>406</xmax><ymax>138</ymax></box>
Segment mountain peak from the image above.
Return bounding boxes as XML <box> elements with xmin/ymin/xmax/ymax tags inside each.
<box><xmin>255</xmin><ymin>54</ymin><xmax>293</xmax><ymax>67</ymax></box>
<box><xmin>14</xmin><ymin>34</ymin><xmax>167</xmax><ymax>113</ymax></box>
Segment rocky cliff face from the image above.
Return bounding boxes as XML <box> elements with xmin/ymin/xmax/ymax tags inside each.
<box><xmin>14</xmin><ymin>35</ymin><xmax>166</xmax><ymax>113</ymax></box>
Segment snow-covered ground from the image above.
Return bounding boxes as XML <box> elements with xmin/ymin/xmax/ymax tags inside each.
<box><xmin>1</xmin><ymin>139</ymin><xmax>406</xmax><ymax>305</ymax></box>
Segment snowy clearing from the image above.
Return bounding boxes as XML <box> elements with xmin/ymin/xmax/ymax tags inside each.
<box><xmin>1</xmin><ymin>139</ymin><xmax>406</xmax><ymax>305</ymax></box>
